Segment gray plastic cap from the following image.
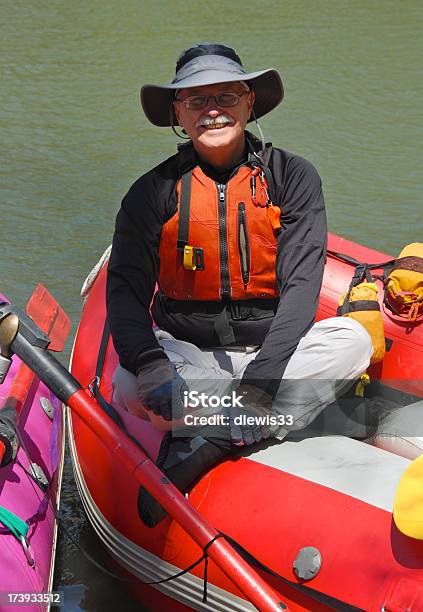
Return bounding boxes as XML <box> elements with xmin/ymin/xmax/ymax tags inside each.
<box><xmin>293</xmin><ymin>546</ymin><xmax>322</xmax><ymax>581</ymax></box>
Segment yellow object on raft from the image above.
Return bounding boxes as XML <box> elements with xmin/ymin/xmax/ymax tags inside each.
<box><xmin>183</xmin><ymin>245</ymin><xmax>197</xmax><ymax>270</ymax></box>
<box><xmin>394</xmin><ymin>453</ymin><xmax>423</xmax><ymax>539</ymax></box>
<box><xmin>385</xmin><ymin>242</ymin><xmax>423</xmax><ymax>321</ymax></box>
<box><xmin>338</xmin><ymin>282</ymin><xmax>385</xmax><ymax>364</ymax></box>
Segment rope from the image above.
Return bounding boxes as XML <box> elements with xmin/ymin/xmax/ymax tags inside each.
<box><xmin>57</xmin><ymin>508</ymin><xmax>222</xmax><ymax>601</ymax></box>
<box><xmin>326</xmin><ymin>249</ymin><xmax>395</xmax><ymax>271</ymax></box>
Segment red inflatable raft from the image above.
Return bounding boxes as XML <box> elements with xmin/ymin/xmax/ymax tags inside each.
<box><xmin>68</xmin><ymin>233</ymin><xmax>423</xmax><ymax>611</ymax></box>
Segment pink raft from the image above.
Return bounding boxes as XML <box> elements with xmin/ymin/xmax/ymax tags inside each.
<box><xmin>0</xmin><ymin>291</ymin><xmax>67</xmax><ymax>612</ymax></box>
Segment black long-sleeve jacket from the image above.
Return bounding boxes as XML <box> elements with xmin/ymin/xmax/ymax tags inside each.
<box><xmin>106</xmin><ymin>133</ymin><xmax>327</xmax><ymax>396</ymax></box>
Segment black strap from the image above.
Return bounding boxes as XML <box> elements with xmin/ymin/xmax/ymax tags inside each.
<box><xmin>337</xmin><ymin>299</ymin><xmax>381</xmax><ymax>316</ymax></box>
<box><xmin>58</xmin><ymin>505</ymin><xmax>222</xmax><ymax>600</ymax></box>
<box><xmin>261</xmin><ymin>144</ymin><xmax>273</xmax><ymax>167</ymax></box>
<box><xmin>89</xmin><ymin>320</ymin><xmax>150</xmax><ymax>453</ymax></box>
<box><xmin>259</xmin><ymin>147</ymin><xmax>277</xmax><ymax>204</ymax></box>
<box><xmin>327</xmin><ymin>250</ymin><xmax>396</xmax><ymax>275</ymax></box>
<box><xmin>327</xmin><ymin>251</ymin><xmax>396</xmax><ymax>316</ymax></box>
<box><xmin>95</xmin><ymin>318</ymin><xmax>110</xmax><ymax>380</ymax></box>
<box><xmin>262</xmin><ymin>164</ymin><xmax>277</xmax><ymax>203</ymax></box>
<box><xmin>246</xmin><ymin>133</ymin><xmax>273</xmax><ymax>167</ymax></box>
<box><xmin>177</xmin><ymin>170</ymin><xmax>192</xmax><ymax>251</ymax></box>
<box><xmin>144</xmin><ymin>533</ymin><xmax>225</xmax><ymax>603</ymax></box>
<box><xmin>176</xmin><ymin>141</ymin><xmax>197</xmax><ymax>174</ymax></box>
<box><xmin>349</xmin><ymin>264</ymin><xmax>373</xmax><ymax>287</ymax></box>
<box><xmin>88</xmin><ymin>319</ymin><xmax>125</xmax><ymax>429</ymax></box>
<box><xmin>214</xmin><ymin>306</ymin><xmax>236</xmax><ymax>345</ymax></box>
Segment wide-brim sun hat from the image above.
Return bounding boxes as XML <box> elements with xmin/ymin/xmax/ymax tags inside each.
<box><xmin>141</xmin><ymin>43</ymin><xmax>284</xmax><ymax>127</ymax></box>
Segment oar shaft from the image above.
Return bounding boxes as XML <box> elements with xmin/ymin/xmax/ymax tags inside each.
<box><xmin>11</xmin><ymin>334</ymin><xmax>80</xmax><ymax>403</ymax></box>
<box><xmin>10</xmin><ymin>333</ymin><xmax>287</xmax><ymax>611</ymax></box>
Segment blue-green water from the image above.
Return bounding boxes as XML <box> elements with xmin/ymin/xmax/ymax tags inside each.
<box><xmin>1</xmin><ymin>1</ymin><xmax>422</xmax><ymax>610</ymax></box>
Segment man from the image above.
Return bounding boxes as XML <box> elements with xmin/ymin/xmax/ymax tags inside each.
<box><xmin>107</xmin><ymin>43</ymin><xmax>373</xmax><ymax>526</ymax></box>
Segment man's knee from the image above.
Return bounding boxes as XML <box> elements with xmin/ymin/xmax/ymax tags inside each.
<box><xmin>314</xmin><ymin>317</ymin><xmax>373</xmax><ymax>363</ymax></box>
<box><xmin>112</xmin><ymin>364</ymin><xmax>144</xmax><ymax>416</ymax></box>
<box><xmin>289</xmin><ymin>317</ymin><xmax>373</xmax><ymax>381</ymax></box>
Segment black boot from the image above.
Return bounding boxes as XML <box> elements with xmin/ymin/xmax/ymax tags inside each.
<box><xmin>286</xmin><ymin>392</ymin><xmax>380</xmax><ymax>440</ymax></box>
<box><xmin>138</xmin><ymin>435</ymin><xmax>232</xmax><ymax>528</ymax></box>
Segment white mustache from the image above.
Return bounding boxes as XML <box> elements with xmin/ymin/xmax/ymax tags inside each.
<box><xmin>195</xmin><ymin>114</ymin><xmax>234</xmax><ymax>128</ymax></box>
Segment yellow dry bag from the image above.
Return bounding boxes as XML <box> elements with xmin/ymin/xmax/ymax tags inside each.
<box><xmin>385</xmin><ymin>243</ymin><xmax>423</xmax><ymax>322</ymax></box>
<box><xmin>337</xmin><ymin>282</ymin><xmax>385</xmax><ymax>364</ymax></box>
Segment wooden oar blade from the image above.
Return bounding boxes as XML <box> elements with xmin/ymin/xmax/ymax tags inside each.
<box><xmin>26</xmin><ymin>283</ymin><xmax>71</xmax><ymax>352</ymax></box>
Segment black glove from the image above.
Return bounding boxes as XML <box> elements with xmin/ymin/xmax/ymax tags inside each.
<box><xmin>229</xmin><ymin>384</ymin><xmax>274</xmax><ymax>446</ymax></box>
<box><xmin>137</xmin><ymin>358</ymin><xmax>188</xmax><ymax>421</ymax></box>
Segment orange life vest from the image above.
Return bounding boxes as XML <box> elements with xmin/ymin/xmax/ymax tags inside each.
<box><xmin>158</xmin><ymin>164</ymin><xmax>281</xmax><ymax>301</ymax></box>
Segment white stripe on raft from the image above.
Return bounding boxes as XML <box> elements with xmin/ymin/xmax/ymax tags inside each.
<box><xmin>246</xmin><ymin>435</ymin><xmax>410</xmax><ymax>512</ymax></box>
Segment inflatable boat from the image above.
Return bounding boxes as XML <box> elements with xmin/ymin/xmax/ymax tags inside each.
<box><xmin>0</xmin><ymin>286</ymin><xmax>69</xmax><ymax>612</ymax></box>
<box><xmin>67</xmin><ymin>233</ymin><xmax>423</xmax><ymax>611</ymax></box>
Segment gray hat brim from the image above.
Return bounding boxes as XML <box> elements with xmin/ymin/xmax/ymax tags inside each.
<box><xmin>141</xmin><ymin>68</ymin><xmax>284</xmax><ymax>127</ymax></box>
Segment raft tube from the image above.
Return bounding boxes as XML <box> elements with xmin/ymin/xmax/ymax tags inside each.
<box><xmin>0</xmin><ymin>294</ymin><xmax>65</xmax><ymax>612</ymax></box>
<box><xmin>68</xmin><ymin>233</ymin><xmax>423</xmax><ymax>611</ymax></box>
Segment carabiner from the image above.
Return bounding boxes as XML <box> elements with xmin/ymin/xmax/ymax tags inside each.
<box><xmin>88</xmin><ymin>376</ymin><xmax>100</xmax><ymax>397</ymax></box>
<box><xmin>20</xmin><ymin>536</ymin><xmax>35</xmax><ymax>567</ymax></box>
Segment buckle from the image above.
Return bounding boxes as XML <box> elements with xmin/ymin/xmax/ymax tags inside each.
<box><xmin>183</xmin><ymin>246</ymin><xmax>204</xmax><ymax>271</ymax></box>
<box><xmin>230</xmin><ymin>302</ymin><xmax>242</xmax><ymax>320</ymax></box>
<box><xmin>351</xmin><ymin>264</ymin><xmax>369</xmax><ymax>286</ymax></box>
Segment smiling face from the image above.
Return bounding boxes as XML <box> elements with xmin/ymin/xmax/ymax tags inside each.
<box><xmin>173</xmin><ymin>81</ymin><xmax>255</xmax><ymax>169</ymax></box>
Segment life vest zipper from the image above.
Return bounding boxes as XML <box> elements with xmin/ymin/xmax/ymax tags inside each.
<box><xmin>237</xmin><ymin>202</ymin><xmax>250</xmax><ymax>289</ymax></box>
<box><xmin>217</xmin><ymin>183</ymin><xmax>230</xmax><ymax>298</ymax></box>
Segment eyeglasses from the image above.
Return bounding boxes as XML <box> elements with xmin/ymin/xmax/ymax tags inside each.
<box><xmin>175</xmin><ymin>91</ymin><xmax>249</xmax><ymax>111</ymax></box>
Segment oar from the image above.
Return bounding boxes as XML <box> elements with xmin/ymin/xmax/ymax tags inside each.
<box><xmin>0</xmin><ymin>299</ymin><xmax>288</xmax><ymax>612</ymax></box>
<box><xmin>393</xmin><ymin>455</ymin><xmax>423</xmax><ymax>539</ymax></box>
<box><xmin>4</xmin><ymin>284</ymin><xmax>71</xmax><ymax>412</ymax></box>
<box><xmin>0</xmin><ymin>285</ymin><xmax>71</xmax><ymax>466</ymax></box>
